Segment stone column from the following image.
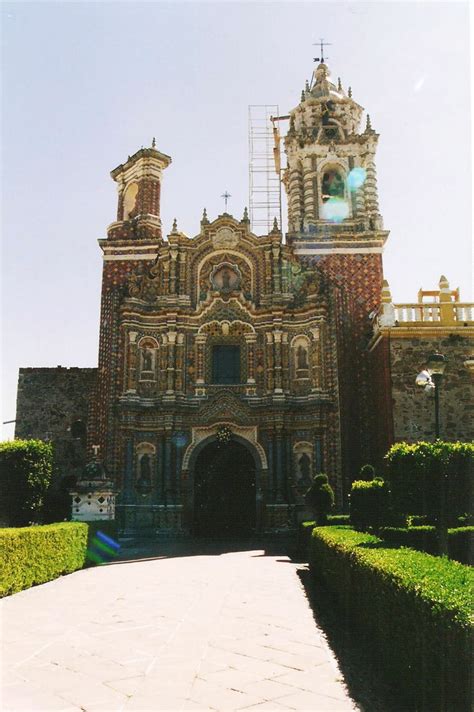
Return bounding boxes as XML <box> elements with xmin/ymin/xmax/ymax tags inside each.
<box><xmin>245</xmin><ymin>332</ymin><xmax>257</xmax><ymax>395</ymax></box>
<box><xmin>126</xmin><ymin>331</ymin><xmax>139</xmax><ymax>393</ymax></box>
<box><xmin>302</xmin><ymin>155</ymin><xmax>316</xmax><ymax>226</ymax></box>
<box><xmin>164</xmin><ymin>434</ymin><xmax>173</xmax><ymax>503</ymax></box>
<box><xmin>272</xmin><ymin>244</ymin><xmax>281</xmax><ymax>294</ymax></box>
<box><xmin>178</xmin><ymin>251</ymin><xmax>186</xmax><ymax>295</ymax></box>
<box><xmin>175</xmin><ymin>333</ymin><xmax>185</xmax><ymax>392</ymax></box>
<box><xmin>273</xmin><ymin>329</ymin><xmax>283</xmax><ymax>394</ymax></box>
<box><xmin>169</xmin><ymin>248</ymin><xmax>178</xmax><ymax>294</ymax></box>
<box><xmin>275</xmin><ymin>434</ymin><xmax>284</xmax><ymax>503</ymax></box>
<box><xmin>288</xmin><ymin>164</ymin><xmax>304</xmax><ymax>231</ymax></box>
<box><xmin>266</xmin><ymin>332</ymin><xmax>274</xmax><ymax>392</ymax></box>
<box><xmin>166</xmin><ymin>330</ymin><xmax>177</xmax><ymax>395</ymax></box>
<box><xmin>195</xmin><ymin>333</ymin><xmax>207</xmax><ymax>396</ymax></box>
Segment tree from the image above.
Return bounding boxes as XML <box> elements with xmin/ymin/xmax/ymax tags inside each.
<box><xmin>0</xmin><ymin>440</ymin><xmax>53</xmax><ymax>526</ymax></box>
<box><xmin>305</xmin><ymin>473</ymin><xmax>335</xmax><ymax>525</ymax></box>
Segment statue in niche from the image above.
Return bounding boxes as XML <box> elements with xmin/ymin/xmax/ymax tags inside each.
<box><xmin>298</xmin><ymin>453</ymin><xmax>312</xmax><ymax>485</ymax></box>
<box><xmin>297</xmin><ymin>345</ymin><xmax>309</xmax><ymax>370</ymax></box>
<box><xmin>211</xmin><ymin>264</ymin><xmax>240</xmax><ymax>293</ymax></box>
<box><xmin>321</xmin><ymin>170</ymin><xmax>345</xmax><ymax>202</ymax></box>
<box><xmin>142</xmin><ymin>348</ymin><xmax>153</xmax><ymax>371</ymax></box>
<box><xmin>136</xmin><ymin>453</ymin><xmax>152</xmax><ymax>493</ymax></box>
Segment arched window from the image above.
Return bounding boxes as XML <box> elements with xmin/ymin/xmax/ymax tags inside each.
<box><xmin>321</xmin><ymin>168</ymin><xmax>345</xmax><ymax>202</ymax></box>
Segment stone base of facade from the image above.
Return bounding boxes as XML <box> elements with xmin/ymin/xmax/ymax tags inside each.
<box><xmin>115</xmin><ymin>503</ymin><xmax>295</xmax><ymax>538</ymax></box>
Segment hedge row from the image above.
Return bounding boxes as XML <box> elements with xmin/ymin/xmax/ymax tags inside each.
<box><xmin>310</xmin><ymin>526</ymin><xmax>473</xmax><ymax>711</ymax></box>
<box><xmin>0</xmin><ymin>522</ymin><xmax>88</xmax><ymax>597</ymax></box>
<box><xmin>385</xmin><ymin>441</ymin><xmax>474</xmax><ymax>523</ymax></box>
<box><xmin>380</xmin><ymin>526</ymin><xmax>474</xmax><ymax>565</ymax></box>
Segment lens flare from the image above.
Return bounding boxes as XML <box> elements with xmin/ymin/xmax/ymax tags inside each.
<box><xmin>347</xmin><ymin>167</ymin><xmax>367</xmax><ymax>191</ymax></box>
<box><xmin>87</xmin><ymin>530</ymin><xmax>120</xmax><ymax>565</ymax></box>
<box><xmin>321</xmin><ymin>198</ymin><xmax>350</xmax><ymax>223</ymax></box>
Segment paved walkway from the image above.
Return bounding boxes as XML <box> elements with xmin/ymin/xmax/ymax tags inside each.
<box><xmin>1</xmin><ymin>541</ymin><xmax>359</xmax><ymax>711</ymax></box>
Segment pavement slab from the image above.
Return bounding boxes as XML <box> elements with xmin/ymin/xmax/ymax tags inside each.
<box><xmin>1</xmin><ymin>541</ymin><xmax>359</xmax><ymax>711</ymax></box>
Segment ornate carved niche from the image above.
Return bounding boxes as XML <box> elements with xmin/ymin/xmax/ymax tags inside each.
<box><xmin>292</xmin><ymin>441</ymin><xmax>314</xmax><ymax>501</ymax></box>
<box><xmin>138</xmin><ymin>337</ymin><xmax>158</xmax><ymax>382</ymax></box>
<box><xmin>210</xmin><ymin>263</ymin><xmax>241</xmax><ymax>294</ymax></box>
<box><xmin>291</xmin><ymin>335</ymin><xmax>311</xmax><ymax>384</ymax></box>
<box><xmin>135</xmin><ymin>442</ymin><xmax>156</xmax><ymax>496</ymax></box>
<box><xmin>198</xmin><ymin>253</ymin><xmax>252</xmax><ymax>302</ymax></box>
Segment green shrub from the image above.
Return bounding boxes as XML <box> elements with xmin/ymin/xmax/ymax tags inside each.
<box><xmin>380</xmin><ymin>525</ymin><xmax>438</xmax><ymax>555</ymax></box>
<box><xmin>349</xmin><ymin>478</ymin><xmax>389</xmax><ymax>531</ymax></box>
<box><xmin>310</xmin><ymin>526</ymin><xmax>473</xmax><ymax>711</ymax></box>
<box><xmin>358</xmin><ymin>464</ymin><xmax>376</xmax><ymax>481</ymax></box>
<box><xmin>305</xmin><ymin>473</ymin><xmax>334</xmax><ymax>525</ymax></box>
<box><xmin>447</xmin><ymin>527</ymin><xmax>474</xmax><ymax>566</ymax></box>
<box><xmin>0</xmin><ymin>522</ymin><xmax>88</xmax><ymax>597</ymax></box>
<box><xmin>0</xmin><ymin>440</ymin><xmax>53</xmax><ymax>526</ymax></box>
<box><xmin>385</xmin><ymin>441</ymin><xmax>474</xmax><ymax>525</ymax></box>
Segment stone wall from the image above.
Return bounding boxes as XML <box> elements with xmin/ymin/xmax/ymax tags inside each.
<box><xmin>388</xmin><ymin>334</ymin><xmax>473</xmax><ymax>443</ymax></box>
<box><xmin>15</xmin><ymin>367</ymin><xmax>97</xmax><ymax>481</ymax></box>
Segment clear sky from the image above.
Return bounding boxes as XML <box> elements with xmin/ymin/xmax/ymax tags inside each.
<box><xmin>1</xmin><ymin>1</ymin><xmax>471</xmax><ymax>440</ymax></box>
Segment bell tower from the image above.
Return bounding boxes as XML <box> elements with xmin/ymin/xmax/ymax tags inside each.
<box><xmin>283</xmin><ymin>59</ymin><xmax>390</xmax><ymax>486</ymax></box>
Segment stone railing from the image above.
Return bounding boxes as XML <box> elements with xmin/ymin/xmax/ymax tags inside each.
<box><xmin>392</xmin><ymin>303</ymin><xmax>473</xmax><ymax>324</ymax></box>
<box><xmin>377</xmin><ymin>301</ymin><xmax>474</xmax><ymax>328</ymax></box>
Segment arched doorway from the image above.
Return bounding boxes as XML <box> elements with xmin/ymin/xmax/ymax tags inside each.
<box><xmin>193</xmin><ymin>439</ymin><xmax>256</xmax><ymax>535</ymax></box>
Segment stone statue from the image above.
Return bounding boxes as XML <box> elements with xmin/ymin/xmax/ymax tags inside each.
<box><xmin>297</xmin><ymin>345</ymin><xmax>309</xmax><ymax>370</ymax></box>
<box><xmin>142</xmin><ymin>348</ymin><xmax>153</xmax><ymax>371</ymax></box>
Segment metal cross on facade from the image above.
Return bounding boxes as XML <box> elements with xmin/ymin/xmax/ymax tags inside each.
<box><xmin>221</xmin><ymin>191</ymin><xmax>231</xmax><ymax>211</ymax></box>
<box><xmin>313</xmin><ymin>38</ymin><xmax>331</xmax><ymax>63</ymax></box>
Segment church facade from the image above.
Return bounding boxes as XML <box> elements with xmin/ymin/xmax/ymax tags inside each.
<box><xmin>15</xmin><ymin>60</ymin><xmax>473</xmax><ymax>535</ymax></box>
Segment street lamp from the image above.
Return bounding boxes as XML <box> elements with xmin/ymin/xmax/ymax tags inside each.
<box><xmin>415</xmin><ymin>352</ymin><xmax>448</xmax><ymax>555</ymax></box>
<box><xmin>416</xmin><ymin>352</ymin><xmax>447</xmax><ymax>439</ymax></box>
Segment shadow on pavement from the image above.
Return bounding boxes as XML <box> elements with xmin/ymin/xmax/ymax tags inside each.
<box><xmin>296</xmin><ymin>566</ymin><xmax>402</xmax><ymax>712</ymax></box>
<box><xmin>110</xmin><ymin>534</ymin><xmax>296</xmax><ymax>565</ymax></box>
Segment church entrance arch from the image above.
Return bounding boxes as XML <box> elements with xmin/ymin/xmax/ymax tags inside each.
<box><xmin>193</xmin><ymin>438</ymin><xmax>257</xmax><ymax>535</ymax></box>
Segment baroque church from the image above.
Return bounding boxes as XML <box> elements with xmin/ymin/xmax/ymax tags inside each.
<box><xmin>15</xmin><ymin>60</ymin><xmax>474</xmax><ymax>535</ymax></box>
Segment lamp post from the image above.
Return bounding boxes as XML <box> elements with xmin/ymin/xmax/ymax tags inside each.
<box><xmin>416</xmin><ymin>352</ymin><xmax>448</xmax><ymax>555</ymax></box>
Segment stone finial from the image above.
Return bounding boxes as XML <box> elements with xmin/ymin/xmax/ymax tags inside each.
<box><xmin>201</xmin><ymin>207</ymin><xmax>209</xmax><ymax>225</ymax></box>
<box><xmin>172</xmin><ymin>218</ymin><xmax>178</xmax><ymax>234</ymax></box>
<box><xmin>301</xmin><ymin>89</ymin><xmax>306</xmax><ymax>102</ymax></box>
<box><xmin>366</xmin><ymin>114</ymin><xmax>372</xmax><ymax>131</ymax></box>
<box><xmin>378</xmin><ymin>280</ymin><xmax>396</xmax><ymax>327</ymax></box>
<box><xmin>151</xmin><ymin>137</ymin><xmax>156</xmax><ymax>148</ymax></box>
<box><xmin>348</xmin><ymin>86</ymin><xmax>352</xmax><ymax>98</ymax></box>
<box><xmin>271</xmin><ymin>217</ymin><xmax>280</xmax><ymax>233</ymax></box>
<box><xmin>337</xmin><ymin>77</ymin><xmax>342</xmax><ymax>91</ymax></box>
<box><xmin>439</xmin><ymin>275</ymin><xmax>450</xmax><ymax>291</ymax></box>
<box><xmin>381</xmin><ymin>279</ymin><xmax>392</xmax><ymax>303</ymax></box>
<box><xmin>242</xmin><ymin>206</ymin><xmax>250</xmax><ymax>223</ymax></box>
<box><xmin>305</xmin><ymin>80</ymin><xmax>310</xmax><ymax>91</ymax></box>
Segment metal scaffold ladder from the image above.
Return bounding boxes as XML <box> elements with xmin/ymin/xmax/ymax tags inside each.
<box><xmin>248</xmin><ymin>105</ymin><xmax>282</xmax><ymax>235</ymax></box>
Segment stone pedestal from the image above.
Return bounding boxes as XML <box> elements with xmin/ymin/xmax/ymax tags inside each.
<box><xmin>70</xmin><ymin>460</ymin><xmax>118</xmax><ymax>522</ymax></box>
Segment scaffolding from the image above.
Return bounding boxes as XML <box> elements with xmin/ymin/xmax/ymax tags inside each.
<box><xmin>248</xmin><ymin>105</ymin><xmax>282</xmax><ymax>235</ymax></box>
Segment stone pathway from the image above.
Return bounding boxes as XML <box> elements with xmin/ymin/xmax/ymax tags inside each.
<box><xmin>1</xmin><ymin>541</ymin><xmax>359</xmax><ymax>711</ymax></box>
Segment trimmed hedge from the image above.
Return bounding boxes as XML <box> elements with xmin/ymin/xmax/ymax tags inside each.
<box><xmin>349</xmin><ymin>478</ymin><xmax>389</xmax><ymax>530</ymax></box>
<box><xmin>310</xmin><ymin>526</ymin><xmax>473</xmax><ymax>711</ymax></box>
<box><xmin>380</xmin><ymin>525</ymin><xmax>474</xmax><ymax>564</ymax></box>
<box><xmin>385</xmin><ymin>441</ymin><xmax>474</xmax><ymax>524</ymax></box>
<box><xmin>0</xmin><ymin>522</ymin><xmax>88</xmax><ymax>597</ymax></box>
<box><xmin>0</xmin><ymin>440</ymin><xmax>53</xmax><ymax>525</ymax></box>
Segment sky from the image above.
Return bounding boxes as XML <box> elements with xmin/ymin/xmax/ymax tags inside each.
<box><xmin>1</xmin><ymin>1</ymin><xmax>472</xmax><ymax>440</ymax></box>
